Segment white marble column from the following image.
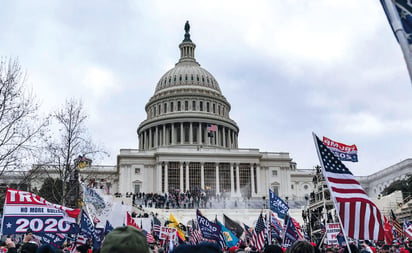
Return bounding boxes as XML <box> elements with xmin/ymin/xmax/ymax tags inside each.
<box><xmin>163</xmin><ymin>124</ymin><xmax>166</xmax><ymax>146</ymax></box>
<box><xmin>256</xmin><ymin>164</ymin><xmax>261</xmax><ymax>195</ymax></box>
<box><xmin>223</xmin><ymin>127</ymin><xmax>226</xmax><ymax>148</ymax></box>
<box><xmin>201</xmin><ymin>163</ymin><xmax>205</xmax><ymax>190</ymax></box>
<box><xmin>157</xmin><ymin>162</ymin><xmax>162</xmax><ymax>193</ymax></box>
<box><xmin>236</xmin><ymin>163</ymin><xmax>240</xmax><ymax>195</ymax></box>
<box><xmin>215</xmin><ymin>163</ymin><xmax>220</xmax><ymax>194</ymax></box>
<box><xmin>155</xmin><ymin>126</ymin><xmax>158</xmax><ymax>147</ymax></box>
<box><xmin>250</xmin><ymin>164</ymin><xmax>255</xmax><ymax>197</ymax></box>
<box><xmin>198</xmin><ymin>123</ymin><xmax>202</xmax><ymax>145</ymax></box>
<box><xmin>149</xmin><ymin>128</ymin><xmax>152</xmax><ymax>148</ymax></box>
<box><xmin>171</xmin><ymin>124</ymin><xmax>175</xmax><ymax>145</ymax></box>
<box><xmin>216</xmin><ymin>126</ymin><xmax>219</xmax><ymax>146</ymax></box>
<box><xmin>165</xmin><ymin>162</ymin><xmax>169</xmax><ymax>193</ymax></box>
<box><xmin>189</xmin><ymin>122</ymin><xmax>193</xmax><ymax>144</ymax></box>
<box><xmin>180</xmin><ymin>162</ymin><xmax>184</xmax><ymax>191</ymax></box>
<box><xmin>185</xmin><ymin>162</ymin><xmax>190</xmax><ymax>192</ymax></box>
<box><xmin>230</xmin><ymin>163</ymin><xmax>235</xmax><ymax>197</ymax></box>
<box><xmin>180</xmin><ymin>122</ymin><xmax>184</xmax><ymax>144</ymax></box>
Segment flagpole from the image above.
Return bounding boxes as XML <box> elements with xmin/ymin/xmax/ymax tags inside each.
<box><xmin>383</xmin><ymin>0</ymin><xmax>412</xmax><ymax>86</ymax></box>
<box><xmin>312</xmin><ymin>133</ymin><xmax>352</xmax><ymax>253</ymax></box>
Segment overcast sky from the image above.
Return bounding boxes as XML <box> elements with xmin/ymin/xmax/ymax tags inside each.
<box><xmin>1</xmin><ymin>0</ymin><xmax>411</xmax><ymax>176</ymax></box>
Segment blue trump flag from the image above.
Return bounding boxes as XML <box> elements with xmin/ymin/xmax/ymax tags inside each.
<box><xmin>196</xmin><ymin>209</ymin><xmax>221</xmax><ymax>241</ymax></box>
<box><xmin>282</xmin><ymin>215</ymin><xmax>300</xmax><ymax>248</ymax></box>
<box><xmin>217</xmin><ymin>220</ymin><xmax>239</xmax><ymax>248</ymax></box>
<box><xmin>269</xmin><ymin>189</ymin><xmax>289</xmax><ymax>219</ymax></box>
<box><xmin>79</xmin><ymin>211</ymin><xmax>102</xmax><ymax>249</ymax></box>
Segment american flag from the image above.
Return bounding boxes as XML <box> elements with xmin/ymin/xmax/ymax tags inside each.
<box><xmin>153</xmin><ymin>215</ymin><xmax>161</xmax><ymax>236</ymax></box>
<box><xmin>251</xmin><ymin>213</ymin><xmax>266</xmax><ymax>251</ymax></box>
<box><xmin>146</xmin><ymin>231</ymin><xmax>156</xmax><ymax>244</ymax></box>
<box><xmin>189</xmin><ymin>220</ymin><xmax>203</xmax><ymax>245</ymax></box>
<box><xmin>404</xmin><ymin>220</ymin><xmax>412</xmax><ymax>240</ymax></box>
<box><xmin>313</xmin><ymin>134</ymin><xmax>384</xmax><ymax>241</ymax></box>
<box><xmin>291</xmin><ymin>217</ymin><xmax>304</xmax><ymax>239</ymax></box>
<box><xmin>76</xmin><ymin>234</ymin><xmax>87</xmax><ymax>245</ymax></box>
<box><xmin>390</xmin><ymin>210</ymin><xmax>404</xmax><ymax>239</ymax></box>
<box><xmin>207</xmin><ymin>124</ymin><xmax>217</xmax><ymax>132</ymax></box>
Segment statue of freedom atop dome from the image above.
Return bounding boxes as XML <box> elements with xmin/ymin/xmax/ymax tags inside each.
<box><xmin>183</xmin><ymin>21</ymin><xmax>192</xmax><ymax>42</ymax></box>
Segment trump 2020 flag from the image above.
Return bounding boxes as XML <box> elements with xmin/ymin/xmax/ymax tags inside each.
<box><xmin>269</xmin><ymin>189</ymin><xmax>289</xmax><ymax>219</ymax></box>
<box><xmin>313</xmin><ymin>133</ymin><xmax>385</xmax><ymax>241</ymax></box>
<box><xmin>322</xmin><ymin>136</ymin><xmax>358</xmax><ymax>162</ymax></box>
<box><xmin>1</xmin><ymin>188</ymin><xmax>80</xmax><ymax>235</ymax></box>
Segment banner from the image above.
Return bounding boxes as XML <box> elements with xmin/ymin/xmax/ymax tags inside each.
<box><xmin>1</xmin><ymin>188</ymin><xmax>80</xmax><ymax>235</ymax></box>
<box><xmin>322</xmin><ymin>136</ymin><xmax>358</xmax><ymax>162</ymax></box>
<box><xmin>325</xmin><ymin>223</ymin><xmax>341</xmax><ymax>246</ymax></box>
<box><xmin>196</xmin><ymin>209</ymin><xmax>221</xmax><ymax>241</ymax></box>
<box><xmin>269</xmin><ymin>189</ymin><xmax>289</xmax><ymax>219</ymax></box>
<box><xmin>159</xmin><ymin>226</ymin><xmax>177</xmax><ymax>240</ymax></box>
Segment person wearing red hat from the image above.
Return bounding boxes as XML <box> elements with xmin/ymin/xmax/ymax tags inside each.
<box><xmin>229</xmin><ymin>246</ymin><xmax>240</xmax><ymax>253</ymax></box>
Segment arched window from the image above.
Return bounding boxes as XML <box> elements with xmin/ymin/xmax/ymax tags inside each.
<box><xmin>170</xmin><ymin>102</ymin><xmax>174</xmax><ymax>112</ymax></box>
<box><xmin>185</xmin><ymin>101</ymin><xmax>188</xmax><ymax>111</ymax></box>
<box><xmin>177</xmin><ymin>101</ymin><xmax>181</xmax><ymax>111</ymax></box>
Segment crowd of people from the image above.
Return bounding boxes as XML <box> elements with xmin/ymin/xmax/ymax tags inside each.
<box><xmin>115</xmin><ymin>190</ymin><xmax>233</xmax><ymax>209</ymax></box>
<box><xmin>2</xmin><ymin>225</ymin><xmax>411</xmax><ymax>253</ymax></box>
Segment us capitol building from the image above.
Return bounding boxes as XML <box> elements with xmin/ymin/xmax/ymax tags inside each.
<box><xmin>2</xmin><ymin>23</ymin><xmax>411</xmax><ymax>212</ymax></box>
<box><xmin>115</xmin><ymin>22</ymin><xmax>313</xmax><ymax>203</ymax></box>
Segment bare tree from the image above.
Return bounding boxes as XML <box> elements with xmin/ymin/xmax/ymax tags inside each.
<box><xmin>41</xmin><ymin>98</ymin><xmax>107</xmax><ymax>207</ymax></box>
<box><xmin>0</xmin><ymin>58</ymin><xmax>48</xmax><ymax>177</ymax></box>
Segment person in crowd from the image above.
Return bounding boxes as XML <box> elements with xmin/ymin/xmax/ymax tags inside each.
<box><xmin>19</xmin><ymin>229</ymin><xmax>38</xmax><ymax>253</ymax></box>
<box><xmin>289</xmin><ymin>240</ymin><xmax>315</xmax><ymax>253</ymax></box>
<box><xmin>343</xmin><ymin>244</ymin><xmax>360</xmax><ymax>253</ymax></box>
<box><xmin>171</xmin><ymin>242</ymin><xmax>222</xmax><ymax>253</ymax></box>
<box><xmin>264</xmin><ymin>245</ymin><xmax>284</xmax><ymax>253</ymax></box>
<box><xmin>100</xmin><ymin>226</ymin><xmax>151</xmax><ymax>253</ymax></box>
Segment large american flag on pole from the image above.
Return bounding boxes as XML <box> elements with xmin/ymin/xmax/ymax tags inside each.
<box><xmin>313</xmin><ymin>133</ymin><xmax>384</xmax><ymax>241</ymax></box>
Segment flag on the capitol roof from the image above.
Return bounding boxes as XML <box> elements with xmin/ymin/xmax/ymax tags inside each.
<box><xmin>251</xmin><ymin>213</ymin><xmax>266</xmax><ymax>251</ymax></box>
<box><xmin>313</xmin><ymin>133</ymin><xmax>385</xmax><ymax>241</ymax></box>
<box><xmin>207</xmin><ymin>123</ymin><xmax>217</xmax><ymax>132</ymax></box>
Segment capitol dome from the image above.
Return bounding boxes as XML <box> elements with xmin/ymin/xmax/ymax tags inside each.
<box><xmin>137</xmin><ymin>21</ymin><xmax>239</xmax><ymax>150</ymax></box>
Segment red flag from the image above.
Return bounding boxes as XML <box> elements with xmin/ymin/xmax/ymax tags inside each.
<box><xmin>313</xmin><ymin>134</ymin><xmax>384</xmax><ymax>241</ymax></box>
<box><xmin>127</xmin><ymin>212</ymin><xmax>141</xmax><ymax>230</ymax></box>
<box><xmin>384</xmin><ymin>216</ymin><xmax>394</xmax><ymax>245</ymax></box>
